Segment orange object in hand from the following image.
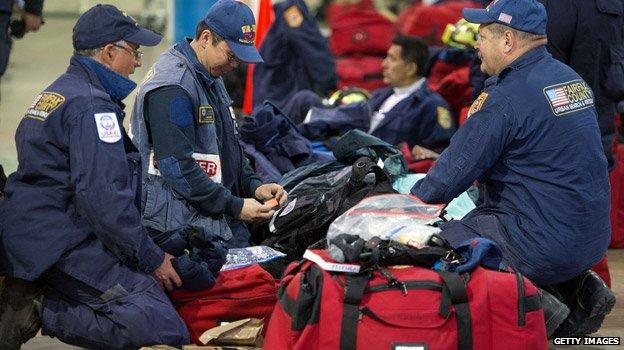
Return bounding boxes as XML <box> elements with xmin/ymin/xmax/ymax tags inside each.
<box><xmin>264</xmin><ymin>198</ymin><xmax>279</xmax><ymax>209</ymax></box>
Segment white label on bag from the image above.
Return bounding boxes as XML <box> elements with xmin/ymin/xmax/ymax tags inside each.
<box><xmin>279</xmin><ymin>198</ymin><xmax>297</xmax><ymax>217</ymax></box>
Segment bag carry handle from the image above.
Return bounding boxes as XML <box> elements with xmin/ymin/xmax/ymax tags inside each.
<box><xmin>340</xmin><ymin>271</ymin><xmax>473</xmax><ymax>350</ymax></box>
<box><xmin>347</xmin><ymin>156</ymin><xmax>392</xmax><ymax>188</ymax></box>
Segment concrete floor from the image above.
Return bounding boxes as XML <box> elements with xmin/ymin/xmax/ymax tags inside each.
<box><xmin>1</xmin><ymin>15</ymin><xmax>623</xmax><ymax>350</ymax></box>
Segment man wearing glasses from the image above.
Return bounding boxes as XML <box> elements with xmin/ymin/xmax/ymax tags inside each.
<box><xmin>0</xmin><ymin>4</ymin><xmax>189</xmax><ymax>349</ymax></box>
<box><xmin>130</xmin><ymin>0</ymin><xmax>287</xmax><ymax>290</ymax></box>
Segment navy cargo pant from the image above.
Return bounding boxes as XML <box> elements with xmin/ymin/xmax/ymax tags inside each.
<box><xmin>40</xmin><ymin>254</ymin><xmax>189</xmax><ymax>349</ymax></box>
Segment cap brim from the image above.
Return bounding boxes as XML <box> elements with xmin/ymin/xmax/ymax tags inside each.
<box><xmin>462</xmin><ymin>8</ymin><xmax>495</xmax><ymax>25</ymax></box>
<box><xmin>228</xmin><ymin>40</ymin><xmax>263</xmax><ymax>64</ymax></box>
<box><xmin>125</xmin><ymin>27</ymin><xmax>163</xmax><ymax>47</ymax></box>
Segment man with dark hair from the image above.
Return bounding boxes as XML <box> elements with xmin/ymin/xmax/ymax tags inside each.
<box><xmin>130</xmin><ymin>0</ymin><xmax>287</xmax><ymax>289</ymax></box>
<box><xmin>411</xmin><ymin>0</ymin><xmax>614</xmax><ymax>337</ymax></box>
<box><xmin>0</xmin><ymin>4</ymin><xmax>189</xmax><ymax>349</ymax></box>
<box><xmin>296</xmin><ymin>34</ymin><xmax>455</xmax><ymax>152</ymax></box>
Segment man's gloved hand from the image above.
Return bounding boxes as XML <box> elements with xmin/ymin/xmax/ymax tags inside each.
<box><xmin>254</xmin><ymin>183</ymin><xmax>288</xmax><ymax>206</ymax></box>
<box><xmin>152</xmin><ymin>252</ymin><xmax>182</xmax><ymax>291</ymax></box>
<box><xmin>239</xmin><ymin>198</ymin><xmax>275</xmax><ymax>221</ymax></box>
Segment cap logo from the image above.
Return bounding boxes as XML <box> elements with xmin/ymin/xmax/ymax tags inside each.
<box><xmin>498</xmin><ymin>13</ymin><xmax>512</xmax><ymax>24</ymax></box>
<box><xmin>240</xmin><ymin>24</ymin><xmax>256</xmax><ymax>44</ymax></box>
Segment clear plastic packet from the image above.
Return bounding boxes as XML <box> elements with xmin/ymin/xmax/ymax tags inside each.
<box><xmin>327</xmin><ymin>194</ymin><xmax>444</xmax><ymax>249</ymax></box>
<box><xmin>221</xmin><ymin>246</ymin><xmax>286</xmax><ymax>271</ymax></box>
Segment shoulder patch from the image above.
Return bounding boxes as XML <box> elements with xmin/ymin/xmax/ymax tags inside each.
<box><xmin>437</xmin><ymin>106</ymin><xmax>452</xmax><ymax>129</ymax></box>
<box><xmin>284</xmin><ymin>5</ymin><xmax>304</xmax><ymax>28</ymax></box>
<box><xmin>467</xmin><ymin>92</ymin><xmax>489</xmax><ymax>119</ymax></box>
<box><xmin>25</xmin><ymin>92</ymin><xmax>65</xmax><ymax>121</ymax></box>
<box><xmin>94</xmin><ymin>113</ymin><xmax>122</xmax><ymax>143</ymax></box>
<box><xmin>198</xmin><ymin>105</ymin><xmax>215</xmax><ymax>124</ymax></box>
<box><xmin>543</xmin><ymin>80</ymin><xmax>594</xmax><ymax>116</ymax></box>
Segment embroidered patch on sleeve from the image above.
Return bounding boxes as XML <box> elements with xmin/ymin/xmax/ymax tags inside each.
<box><xmin>437</xmin><ymin>106</ymin><xmax>453</xmax><ymax>129</ymax></box>
<box><xmin>543</xmin><ymin>80</ymin><xmax>594</xmax><ymax>116</ymax></box>
<box><xmin>467</xmin><ymin>92</ymin><xmax>489</xmax><ymax>119</ymax></box>
<box><xmin>25</xmin><ymin>92</ymin><xmax>65</xmax><ymax>121</ymax></box>
<box><xmin>284</xmin><ymin>5</ymin><xmax>304</xmax><ymax>28</ymax></box>
<box><xmin>94</xmin><ymin>112</ymin><xmax>122</xmax><ymax>143</ymax></box>
<box><xmin>198</xmin><ymin>105</ymin><xmax>215</xmax><ymax>124</ymax></box>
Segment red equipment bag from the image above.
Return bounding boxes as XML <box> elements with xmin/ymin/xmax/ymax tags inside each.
<box><xmin>170</xmin><ymin>264</ymin><xmax>279</xmax><ymax>344</ymax></box>
<box><xmin>264</xmin><ymin>251</ymin><xmax>548</xmax><ymax>350</ymax></box>
<box><xmin>397</xmin><ymin>1</ymin><xmax>481</xmax><ymax>46</ymax></box>
<box><xmin>328</xmin><ymin>9</ymin><xmax>394</xmax><ymax>57</ymax></box>
<box><xmin>609</xmin><ymin>142</ymin><xmax>624</xmax><ymax>248</ymax></box>
<box><xmin>336</xmin><ymin>56</ymin><xmax>386</xmax><ymax>92</ymax></box>
<box><xmin>428</xmin><ymin>63</ymin><xmax>473</xmax><ymax>120</ymax></box>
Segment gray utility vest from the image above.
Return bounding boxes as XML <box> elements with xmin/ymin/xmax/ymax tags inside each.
<box><xmin>130</xmin><ymin>46</ymin><xmax>232</xmax><ymax>242</ymax></box>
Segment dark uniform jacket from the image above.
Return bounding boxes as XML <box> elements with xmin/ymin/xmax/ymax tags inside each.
<box><xmin>0</xmin><ymin>55</ymin><xmax>163</xmax><ymax>289</ymax></box>
<box><xmin>540</xmin><ymin>0</ymin><xmax>624</xmax><ymax>167</ymax></box>
<box><xmin>412</xmin><ymin>47</ymin><xmax>610</xmax><ymax>285</ymax></box>
<box><xmin>252</xmin><ymin>0</ymin><xmax>336</xmax><ymax>110</ymax></box>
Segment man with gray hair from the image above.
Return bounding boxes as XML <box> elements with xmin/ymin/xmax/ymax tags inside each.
<box><xmin>0</xmin><ymin>4</ymin><xmax>188</xmax><ymax>349</ymax></box>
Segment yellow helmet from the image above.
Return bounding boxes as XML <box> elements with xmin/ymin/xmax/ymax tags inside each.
<box><xmin>441</xmin><ymin>19</ymin><xmax>480</xmax><ymax>49</ymax></box>
<box><xmin>327</xmin><ymin>87</ymin><xmax>372</xmax><ymax>107</ymax></box>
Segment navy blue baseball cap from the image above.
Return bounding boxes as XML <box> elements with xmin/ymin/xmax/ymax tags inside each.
<box><xmin>73</xmin><ymin>4</ymin><xmax>162</xmax><ymax>50</ymax></box>
<box><xmin>203</xmin><ymin>0</ymin><xmax>263</xmax><ymax>63</ymax></box>
<box><xmin>462</xmin><ymin>0</ymin><xmax>547</xmax><ymax>35</ymax></box>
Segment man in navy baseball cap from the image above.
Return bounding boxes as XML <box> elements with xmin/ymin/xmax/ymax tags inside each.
<box><xmin>73</xmin><ymin>4</ymin><xmax>162</xmax><ymax>50</ymax></box>
<box><xmin>202</xmin><ymin>0</ymin><xmax>263</xmax><ymax>63</ymax></box>
<box><xmin>462</xmin><ymin>0</ymin><xmax>546</xmax><ymax>34</ymax></box>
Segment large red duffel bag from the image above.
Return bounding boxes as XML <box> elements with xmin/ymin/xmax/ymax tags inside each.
<box><xmin>170</xmin><ymin>264</ymin><xmax>279</xmax><ymax>344</ymax></box>
<box><xmin>336</xmin><ymin>56</ymin><xmax>386</xmax><ymax>92</ymax></box>
<box><xmin>264</xmin><ymin>250</ymin><xmax>548</xmax><ymax>350</ymax></box>
<box><xmin>329</xmin><ymin>10</ymin><xmax>394</xmax><ymax>57</ymax></box>
<box><xmin>610</xmin><ymin>142</ymin><xmax>624</xmax><ymax>248</ymax></box>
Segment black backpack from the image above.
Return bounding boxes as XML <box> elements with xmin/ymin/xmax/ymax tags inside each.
<box><xmin>263</xmin><ymin>156</ymin><xmax>396</xmax><ymax>260</ymax></box>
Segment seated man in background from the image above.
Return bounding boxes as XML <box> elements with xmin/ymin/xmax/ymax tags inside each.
<box><xmin>294</xmin><ymin>35</ymin><xmax>456</xmax><ymax>154</ymax></box>
<box><xmin>411</xmin><ymin>0</ymin><xmax>615</xmax><ymax>338</ymax></box>
<box><xmin>0</xmin><ymin>5</ymin><xmax>188</xmax><ymax>349</ymax></box>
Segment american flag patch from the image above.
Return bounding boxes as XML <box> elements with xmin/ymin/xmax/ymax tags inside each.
<box><xmin>498</xmin><ymin>13</ymin><xmax>512</xmax><ymax>24</ymax></box>
<box><xmin>543</xmin><ymin>80</ymin><xmax>594</xmax><ymax>116</ymax></box>
<box><xmin>545</xmin><ymin>87</ymin><xmax>570</xmax><ymax>107</ymax></box>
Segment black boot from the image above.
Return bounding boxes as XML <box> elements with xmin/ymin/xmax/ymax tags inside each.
<box><xmin>0</xmin><ymin>277</ymin><xmax>44</xmax><ymax>350</ymax></box>
<box><xmin>539</xmin><ymin>288</ymin><xmax>570</xmax><ymax>338</ymax></box>
<box><xmin>553</xmin><ymin>270</ymin><xmax>616</xmax><ymax>337</ymax></box>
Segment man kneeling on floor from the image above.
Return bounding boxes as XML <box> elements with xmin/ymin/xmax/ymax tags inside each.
<box><xmin>0</xmin><ymin>5</ymin><xmax>189</xmax><ymax>349</ymax></box>
<box><xmin>410</xmin><ymin>0</ymin><xmax>615</xmax><ymax>338</ymax></box>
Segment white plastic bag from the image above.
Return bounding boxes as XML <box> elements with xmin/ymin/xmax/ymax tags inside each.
<box><xmin>327</xmin><ymin>194</ymin><xmax>444</xmax><ymax>249</ymax></box>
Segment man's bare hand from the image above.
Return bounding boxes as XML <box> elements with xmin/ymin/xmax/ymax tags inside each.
<box><xmin>22</xmin><ymin>12</ymin><xmax>42</xmax><ymax>32</ymax></box>
<box><xmin>239</xmin><ymin>198</ymin><xmax>275</xmax><ymax>221</ymax></box>
<box><xmin>152</xmin><ymin>253</ymin><xmax>181</xmax><ymax>291</ymax></box>
<box><xmin>254</xmin><ymin>183</ymin><xmax>287</xmax><ymax>206</ymax></box>
<box><xmin>411</xmin><ymin>145</ymin><xmax>440</xmax><ymax>161</ymax></box>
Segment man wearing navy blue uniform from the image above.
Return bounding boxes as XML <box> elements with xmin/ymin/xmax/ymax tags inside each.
<box><xmin>300</xmin><ymin>35</ymin><xmax>456</xmax><ymax>153</ymax></box>
<box><xmin>0</xmin><ymin>5</ymin><xmax>189</xmax><ymax>349</ymax></box>
<box><xmin>411</xmin><ymin>0</ymin><xmax>615</xmax><ymax>337</ymax></box>
<box><xmin>252</xmin><ymin>0</ymin><xmax>336</xmax><ymax>110</ymax></box>
<box><xmin>539</xmin><ymin>0</ymin><xmax>624</xmax><ymax>170</ymax></box>
<box><xmin>130</xmin><ymin>0</ymin><xmax>287</xmax><ymax>289</ymax></box>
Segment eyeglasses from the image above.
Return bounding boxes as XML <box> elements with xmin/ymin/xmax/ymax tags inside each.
<box><xmin>219</xmin><ymin>44</ymin><xmax>240</xmax><ymax>65</ymax></box>
<box><xmin>112</xmin><ymin>43</ymin><xmax>144</xmax><ymax>61</ymax></box>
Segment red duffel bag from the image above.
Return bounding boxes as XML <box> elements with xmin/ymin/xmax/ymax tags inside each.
<box><xmin>336</xmin><ymin>56</ymin><xmax>386</xmax><ymax>92</ymax></box>
<box><xmin>264</xmin><ymin>250</ymin><xmax>548</xmax><ymax>350</ymax></box>
<box><xmin>170</xmin><ymin>264</ymin><xmax>279</xmax><ymax>344</ymax></box>
<box><xmin>329</xmin><ymin>10</ymin><xmax>394</xmax><ymax>57</ymax></box>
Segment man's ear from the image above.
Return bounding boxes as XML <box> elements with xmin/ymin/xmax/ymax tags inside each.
<box><xmin>200</xmin><ymin>29</ymin><xmax>212</xmax><ymax>47</ymax></box>
<box><xmin>97</xmin><ymin>44</ymin><xmax>116</xmax><ymax>67</ymax></box>
<box><xmin>408</xmin><ymin>62</ymin><xmax>418</xmax><ymax>77</ymax></box>
<box><xmin>503</xmin><ymin>30</ymin><xmax>515</xmax><ymax>54</ymax></box>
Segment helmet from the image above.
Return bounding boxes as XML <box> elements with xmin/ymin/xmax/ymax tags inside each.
<box><xmin>326</xmin><ymin>87</ymin><xmax>372</xmax><ymax>107</ymax></box>
<box><xmin>441</xmin><ymin>19</ymin><xmax>479</xmax><ymax>49</ymax></box>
